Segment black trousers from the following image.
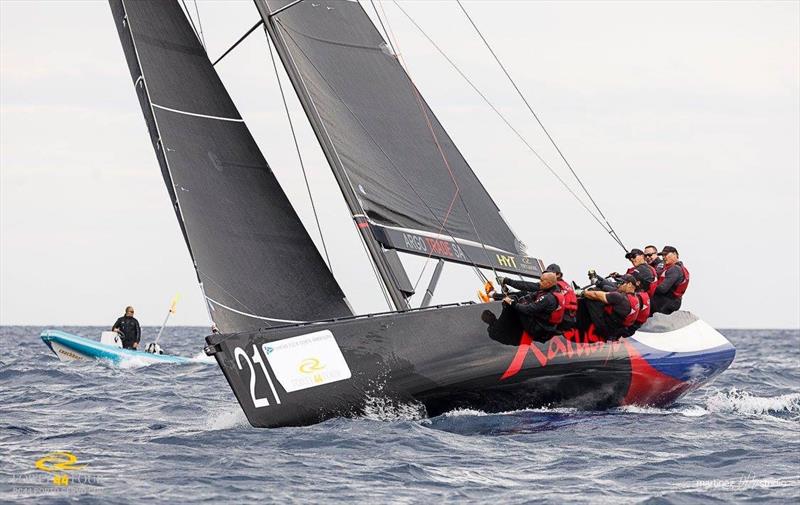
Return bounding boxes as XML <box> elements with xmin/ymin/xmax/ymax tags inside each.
<box><xmin>652</xmin><ymin>295</ymin><xmax>682</xmax><ymax>315</ymax></box>
<box><xmin>486</xmin><ymin>305</ymin><xmax>556</xmax><ymax>345</ymax></box>
<box><xmin>486</xmin><ymin>304</ymin><xmax>524</xmax><ymax>346</ymax></box>
<box><xmin>577</xmin><ymin>299</ymin><xmax>623</xmax><ymax>339</ymax></box>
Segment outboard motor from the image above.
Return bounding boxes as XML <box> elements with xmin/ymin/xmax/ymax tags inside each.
<box><xmin>144</xmin><ymin>342</ymin><xmax>164</xmax><ymax>355</ymax></box>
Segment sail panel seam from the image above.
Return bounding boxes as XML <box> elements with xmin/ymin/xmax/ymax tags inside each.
<box><xmin>151</xmin><ymin>103</ymin><xmax>244</xmax><ymax>122</ymax></box>
<box><xmin>206</xmin><ymin>296</ymin><xmax>305</xmax><ymax>323</ymax></box>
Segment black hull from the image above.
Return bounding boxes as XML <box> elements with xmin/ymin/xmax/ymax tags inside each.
<box><xmin>206</xmin><ymin>303</ymin><xmax>735</xmax><ymax>428</ymax></box>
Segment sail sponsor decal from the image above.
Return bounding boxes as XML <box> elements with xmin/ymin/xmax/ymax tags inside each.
<box><xmin>369</xmin><ymin>222</ymin><xmax>542</xmax><ymax>276</ymax></box>
<box><xmin>263</xmin><ymin>330</ymin><xmax>351</xmax><ymax>393</ymax></box>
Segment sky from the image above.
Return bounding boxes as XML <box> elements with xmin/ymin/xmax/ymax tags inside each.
<box><xmin>1</xmin><ymin>0</ymin><xmax>798</xmax><ymax>328</ymax></box>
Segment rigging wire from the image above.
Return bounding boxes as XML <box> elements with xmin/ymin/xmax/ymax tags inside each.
<box><xmin>179</xmin><ymin>0</ymin><xmax>204</xmax><ymax>49</ymax></box>
<box><xmin>369</xmin><ymin>0</ymin><xmax>396</xmax><ymax>56</ymax></box>
<box><xmin>369</xmin><ymin>4</ymin><xmax>497</xmax><ymax>285</ymax></box>
<box><xmin>193</xmin><ymin>0</ymin><xmax>206</xmax><ymax>49</ymax></box>
<box><xmin>265</xmin><ymin>32</ymin><xmax>334</xmax><ymax>273</ymax></box>
<box><xmin>455</xmin><ymin>0</ymin><xmax>627</xmax><ymax>252</ymax></box>
<box><xmin>390</xmin><ymin>1</ymin><xmax>621</xmax><ymax>247</ymax></box>
<box><xmin>212</xmin><ymin>20</ymin><xmax>264</xmax><ymax>66</ymax></box>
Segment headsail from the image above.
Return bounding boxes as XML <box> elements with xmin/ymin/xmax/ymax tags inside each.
<box><xmin>109</xmin><ymin>0</ymin><xmax>351</xmax><ymax>332</ymax></box>
<box><xmin>256</xmin><ymin>0</ymin><xmax>544</xmax><ymax>280</ymax></box>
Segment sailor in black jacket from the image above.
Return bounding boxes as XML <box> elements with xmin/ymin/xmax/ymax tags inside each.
<box><xmin>504</xmin><ymin>272</ymin><xmax>561</xmax><ymax>342</ymax></box>
<box><xmin>112</xmin><ymin>306</ymin><xmax>141</xmax><ymax>350</ymax></box>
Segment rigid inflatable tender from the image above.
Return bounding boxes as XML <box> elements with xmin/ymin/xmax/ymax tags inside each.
<box><xmin>205</xmin><ymin>307</ymin><xmax>735</xmax><ymax>428</ymax></box>
<box><xmin>41</xmin><ymin>330</ymin><xmax>191</xmax><ymax>365</ymax></box>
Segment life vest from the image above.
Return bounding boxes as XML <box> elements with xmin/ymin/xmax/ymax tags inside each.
<box><xmin>556</xmin><ymin>279</ymin><xmax>578</xmax><ymax>315</ymax></box>
<box><xmin>657</xmin><ymin>261</ymin><xmax>691</xmax><ymax>299</ymax></box>
<box><xmin>604</xmin><ymin>293</ymin><xmax>640</xmax><ymax>327</ymax></box>
<box><xmin>646</xmin><ymin>265</ymin><xmax>658</xmax><ymax>297</ymax></box>
<box><xmin>548</xmin><ymin>290</ymin><xmax>566</xmax><ymax>325</ymax></box>
<box><xmin>635</xmin><ymin>292</ymin><xmax>651</xmax><ymax>325</ymax></box>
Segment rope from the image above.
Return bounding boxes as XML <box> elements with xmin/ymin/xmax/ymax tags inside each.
<box><xmin>455</xmin><ymin>1</ymin><xmax>627</xmax><ymax>252</ymax></box>
<box><xmin>266</xmin><ymin>32</ymin><xmax>334</xmax><ymax>272</ymax></box>
<box><xmin>391</xmin><ymin>1</ymin><xmax>622</xmax><ymax>247</ymax></box>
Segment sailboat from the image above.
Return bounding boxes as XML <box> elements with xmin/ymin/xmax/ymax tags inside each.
<box><xmin>109</xmin><ymin>0</ymin><xmax>735</xmax><ymax>427</ymax></box>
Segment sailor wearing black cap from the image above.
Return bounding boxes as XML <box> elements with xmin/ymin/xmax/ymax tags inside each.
<box><xmin>652</xmin><ymin>246</ymin><xmax>690</xmax><ymax>315</ymax></box>
<box><xmin>624</xmin><ymin>248</ymin><xmax>657</xmax><ymax>296</ymax></box>
<box><xmin>577</xmin><ymin>274</ymin><xmax>641</xmax><ymax>340</ymax></box>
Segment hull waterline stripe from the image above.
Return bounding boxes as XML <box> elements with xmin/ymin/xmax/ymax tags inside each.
<box><xmin>206</xmin><ymin>296</ymin><xmax>305</xmax><ymax>323</ymax></box>
<box><xmin>152</xmin><ymin>103</ymin><xmax>244</xmax><ymax>122</ymax></box>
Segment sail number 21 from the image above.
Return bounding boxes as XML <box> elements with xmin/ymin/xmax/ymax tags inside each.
<box><xmin>234</xmin><ymin>345</ymin><xmax>281</xmax><ymax>408</ymax></box>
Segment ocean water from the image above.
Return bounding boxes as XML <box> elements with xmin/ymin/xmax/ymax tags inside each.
<box><xmin>1</xmin><ymin>326</ymin><xmax>798</xmax><ymax>504</ymax></box>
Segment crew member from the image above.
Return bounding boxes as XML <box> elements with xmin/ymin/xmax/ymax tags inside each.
<box><xmin>652</xmin><ymin>246</ymin><xmax>690</xmax><ymax>315</ymax></box>
<box><xmin>503</xmin><ymin>272</ymin><xmax>564</xmax><ymax>342</ymax></box>
<box><xmin>624</xmin><ymin>248</ymin><xmax>657</xmax><ymax>297</ymax></box>
<box><xmin>498</xmin><ymin>264</ymin><xmax>577</xmax><ymax>331</ymax></box>
<box><xmin>112</xmin><ymin>306</ymin><xmax>141</xmax><ymax>350</ymax></box>
<box><xmin>619</xmin><ymin>270</ymin><xmax>652</xmax><ymax>337</ymax></box>
<box><xmin>644</xmin><ymin>245</ymin><xmax>664</xmax><ymax>276</ymax></box>
<box><xmin>577</xmin><ymin>274</ymin><xmax>640</xmax><ymax>340</ymax></box>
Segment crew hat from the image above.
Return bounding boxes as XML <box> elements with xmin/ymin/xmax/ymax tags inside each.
<box><xmin>544</xmin><ymin>263</ymin><xmax>562</xmax><ymax>274</ymax></box>
<box><xmin>659</xmin><ymin>245</ymin><xmax>679</xmax><ymax>256</ymax></box>
<box><xmin>625</xmin><ymin>248</ymin><xmax>644</xmax><ymax>260</ymax></box>
<box><xmin>618</xmin><ymin>274</ymin><xmax>638</xmax><ymax>285</ymax></box>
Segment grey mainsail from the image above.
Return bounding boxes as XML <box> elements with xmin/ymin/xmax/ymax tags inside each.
<box><xmin>256</xmin><ymin>0</ymin><xmax>543</xmax><ymax>291</ymax></box>
<box><xmin>109</xmin><ymin>0</ymin><xmax>351</xmax><ymax>332</ymax></box>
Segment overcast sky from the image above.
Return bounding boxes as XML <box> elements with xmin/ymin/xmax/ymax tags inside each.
<box><xmin>1</xmin><ymin>0</ymin><xmax>798</xmax><ymax>328</ymax></box>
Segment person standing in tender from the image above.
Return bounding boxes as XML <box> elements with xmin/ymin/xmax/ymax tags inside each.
<box><xmin>112</xmin><ymin>306</ymin><xmax>141</xmax><ymax>349</ymax></box>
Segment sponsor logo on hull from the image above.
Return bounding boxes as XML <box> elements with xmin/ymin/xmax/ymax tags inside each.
<box><xmin>263</xmin><ymin>330</ymin><xmax>351</xmax><ymax>393</ymax></box>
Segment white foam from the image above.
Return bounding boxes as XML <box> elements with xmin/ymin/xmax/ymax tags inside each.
<box><xmin>704</xmin><ymin>388</ymin><xmax>800</xmax><ymax>416</ymax></box>
<box><xmin>190</xmin><ymin>352</ymin><xmax>216</xmax><ymax>364</ymax></box>
<box><xmin>205</xmin><ymin>408</ymin><xmax>249</xmax><ymax>430</ymax></box>
<box><xmin>361</xmin><ymin>395</ymin><xmax>427</xmax><ymax>422</ymax></box>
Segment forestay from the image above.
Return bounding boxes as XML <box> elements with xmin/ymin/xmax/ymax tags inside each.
<box><xmin>109</xmin><ymin>0</ymin><xmax>351</xmax><ymax>332</ymax></box>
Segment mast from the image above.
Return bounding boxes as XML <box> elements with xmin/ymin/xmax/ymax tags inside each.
<box><xmin>256</xmin><ymin>0</ymin><xmax>410</xmax><ymax>310</ymax></box>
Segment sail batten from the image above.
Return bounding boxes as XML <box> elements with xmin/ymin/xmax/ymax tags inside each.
<box><xmin>110</xmin><ymin>0</ymin><xmax>351</xmax><ymax>332</ymax></box>
<box><xmin>258</xmin><ymin>0</ymin><xmax>543</xmax><ymax>278</ymax></box>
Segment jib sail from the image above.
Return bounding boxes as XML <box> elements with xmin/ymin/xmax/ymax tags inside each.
<box><xmin>109</xmin><ymin>0</ymin><xmax>351</xmax><ymax>332</ymax></box>
<box><xmin>256</xmin><ymin>0</ymin><xmax>543</xmax><ymax>283</ymax></box>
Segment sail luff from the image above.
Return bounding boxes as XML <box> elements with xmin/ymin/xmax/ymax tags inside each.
<box><xmin>256</xmin><ymin>0</ymin><xmax>410</xmax><ymax>310</ymax></box>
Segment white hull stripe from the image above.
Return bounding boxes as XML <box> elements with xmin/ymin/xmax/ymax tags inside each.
<box><xmin>205</xmin><ymin>296</ymin><xmax>305</xmax><ymax>324</ymax></box>
<box><xmin>152</xmin><ymin>103</ymin><xmax>244</xmax><ymax>122</ymax></box>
